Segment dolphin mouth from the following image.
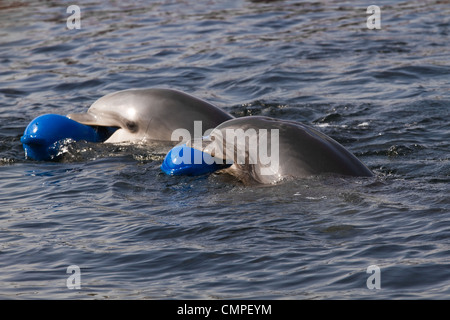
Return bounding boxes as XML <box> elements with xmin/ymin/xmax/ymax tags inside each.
<box><xmin>187</xmin><ymin>136</ymin><xmax>235</xmax><ymax>164</ymax></box>
<box><xmin>67</xmin><ymin>112</ymin><xmax>123</xmax><ymax>128</ymax></box>
<box><xmin>66</xmin><ymin>112</ymin><xmax>100</xmax><ymax>126</ymax></box>
<box><xmin>90</xmin><ymin>125</ymin><xmax>119</xmax><ymax>142</ymax></box>
<box><xmin>67</xmin><ymin>112</ymin><xmax>120</xmax><ymax>141</ymax></box>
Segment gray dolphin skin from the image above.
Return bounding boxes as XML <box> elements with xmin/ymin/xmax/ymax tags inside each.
<box><xmin>194</xmin><ymin>116</ymin><xmax>373</xmax><ymax>184</ymax></box>
<box><xmin>67</xmin><ymin>88</ymin><xmax>233</xmax><ymax>143</ymax></box>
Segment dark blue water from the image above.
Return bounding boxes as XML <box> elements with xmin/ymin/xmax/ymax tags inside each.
<box><xmin>0</xmin><ymin>0</ymin><xmax>449</xmax><ymax>299</ymax></box>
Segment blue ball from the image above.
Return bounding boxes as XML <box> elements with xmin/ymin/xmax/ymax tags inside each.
<box><xmin>21</xmin><ymin>114</ymin><xmax>104</xmax><ymax>161</ymax></box>
<box><xmin>161</xmin><ymin>143</ymin><xmax>231</xmax><ymax>176</ymax></box>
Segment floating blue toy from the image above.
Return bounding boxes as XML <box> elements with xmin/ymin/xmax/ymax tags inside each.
<box><xmin>21</xmin><ymin>114</ymin><xmax>116</xmax><ymax>161</ymax></box>
<box><xmin>161</xmin><ymin>143</ymin><xmax>231</xmax><ymax>176</ymax></box>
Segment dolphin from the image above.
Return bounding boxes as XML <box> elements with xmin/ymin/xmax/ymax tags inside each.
<box><xmin>67</xmin><ymin>88</ymin><xmax>233</xmax><ymax>144</ymax></box>
<box><xmin>178</xmin><ymin>116</ymin><xmax>373</xmax><ymax>184</ymax></box>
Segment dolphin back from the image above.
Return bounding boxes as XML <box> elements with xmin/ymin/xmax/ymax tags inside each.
<box><xmin>67</xmin><ymin>88</ymin><xmax>234</xmax><ymax>142</ymax></box>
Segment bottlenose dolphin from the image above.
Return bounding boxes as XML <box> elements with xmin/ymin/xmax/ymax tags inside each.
<box><xmin>67</xmin><ymin>88</ymin><xmax>233</xmax><ymax>143</ymax></box>
<box><xmin>183</xmin><ymin>116</ymin><xmax>373</xmax><ymax>184</ymax></box>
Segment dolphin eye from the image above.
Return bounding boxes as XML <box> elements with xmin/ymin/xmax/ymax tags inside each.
<box><xmin>126</xmin><ymin>121</ymin><xmax>138</xmax><ymax>132</ymax></box>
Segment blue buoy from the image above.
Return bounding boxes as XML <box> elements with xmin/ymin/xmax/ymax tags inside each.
<box><xmin>161</xmin><ymin>143</ymin><xmax>231</xmax><ymax>176</ymax></box>
<box><xmin>21</xmin><ymin>114</ymin><xmax>116</xmax><ymax>161</ymax></box>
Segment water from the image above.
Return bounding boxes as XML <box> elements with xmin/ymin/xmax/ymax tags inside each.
<box><xmin>0</xmin><ymin>0</ymin><xmax>449</xmax><ymax>299</ymax></box>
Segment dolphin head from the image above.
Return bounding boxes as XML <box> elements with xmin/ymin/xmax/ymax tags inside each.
<box><xmin>67</xmin><ymin>89</ymin><xmax>156</xmax><ymax>143</ymax></box>
<box><xmin>67</xmin><ymin>88</ymin><xmax>233</xmax><ymax>144</ymax></box>
<box><xmin>161</xmin><ymin>116</ymin><xmax>373</xmax><ymax>184</ymax></box>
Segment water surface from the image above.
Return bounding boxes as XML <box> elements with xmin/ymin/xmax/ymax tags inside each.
<box><xmin>0</xmin><ymin>0</ymin><xmax>449</xmax><ymax>299</ymax></box>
